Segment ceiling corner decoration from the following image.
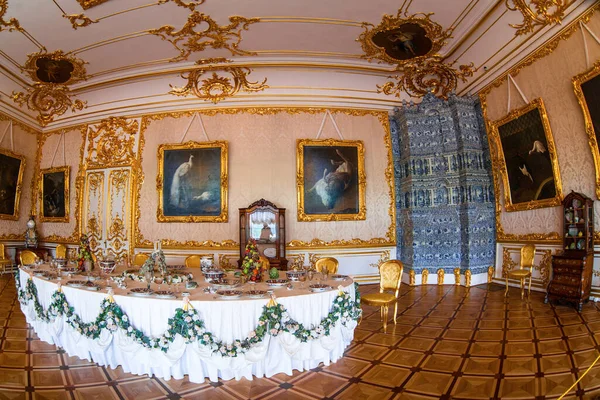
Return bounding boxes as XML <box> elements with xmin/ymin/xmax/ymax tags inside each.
<box><xmin>64</xmin><ymin>13</ymin><xmax>98</xmax><ymax>30</ymax></box>
<box><xmin>0</xmin><ymin>0</ymin><xmax>21</xmax><ymax>32</ymax></box>
<box><xmin>150</xmin><ymin>12</ymin><xmax>260</xmax><ymax>62</ymax></box>
<box><xmin>169</xmin><ymin>65</ymin><xmax>268</xmax><ymax>104</ymax></box>
<box><xmin>358</xmin><ymin>9</ymin><xmax>475</xmax><ymax>100</ymax></box>
<box><xmin>76</xmin><ymin>0</ymin><xmax>110</xmax><ymax>10</ymax></box>
<box><xmin>506</xmin><ymin>0</ymin><xmax>576</xmax><ymax>36</ymax></box>
<box><xmin>11</xmin><ymin>50</ymin><xmax>88</xmax><ymax>126</ymax></box>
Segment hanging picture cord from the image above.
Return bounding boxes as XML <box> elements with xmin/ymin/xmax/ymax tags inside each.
<box><xmin>506</xmin><ymin>74</ymin><xmax>529</xmax><ymax>114</ymax></box>
<box><xmin>50</xmin><ymin>132</ymin><xmax>67</xmax><ymax>168</ymax></box>
<box><xmin>0</xmin><ymin>120</ymin><xmax>14</xmax><ymax>152</ymax></box>
<box><xmin>580</xmin><ymin>21</ymin><xmax>600</xmax><ymax>69</ymax></box>
<box><xmin>180</xmin><ymin>112</ymin><xmax>210</xmax><ymax>143</ymax></box>
<box><xmin>315</xmin><ymin>110</ymin><xmax>344</xmax><ymax>140</ymax></box>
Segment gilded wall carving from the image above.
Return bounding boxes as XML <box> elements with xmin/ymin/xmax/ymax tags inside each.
<box><xmin>506</xmin><ymin>0</ymin><xmax>576</xmax><ymax>36</ymax></box>
<box><xmin>85</xmin><ymin>117</ymin><xmax>139</xmax><ymax>169</ymax></box>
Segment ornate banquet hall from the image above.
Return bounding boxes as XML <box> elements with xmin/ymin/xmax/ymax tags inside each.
<box><xmin>1</xmin><ymin>0</ymin><xmax>600</xmax><ymax>399</ymax></box>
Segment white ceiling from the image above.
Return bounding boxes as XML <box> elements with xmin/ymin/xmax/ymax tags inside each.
<box><xmin>0</xmin><ymin>0</ymin><xmax>596</xmax><ymax>129</ymax></box>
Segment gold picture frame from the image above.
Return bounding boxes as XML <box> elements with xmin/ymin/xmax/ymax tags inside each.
<box><xmin>488</xmin><ymin>98</ymin><xmax>563</xmax><ymax>211</ymax></box>
<box><xmin>296</xmin><ymin>138</ymin><xmax>366</xmax><ymax>221</ymax></box>
<box><xmin>573</xmin><ymin>60</ymin><xmax>600</xmax><ymax>199</ymax></box>
<box><xmin>39</xmin><ymin>166</ymin><xmax>70</xmax><ymax>223</ymax></box>
<box><xmin>0</xmin><ymin>148</ymin><xmax>25</xmax><ymax>221</ymax></box>
<box><xmin>157</xmin><ymin>140</ymin><xmax>228</xmax><ymax>222</ymax></box>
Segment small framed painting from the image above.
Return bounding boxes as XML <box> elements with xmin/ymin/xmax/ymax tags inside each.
<box><xmin>0</xmin><ymin>148</ymin><xmax>25</xmax><ymax>220</ymax></box>
<box><xmin>157</xmin><ymin>141</ymin><xmax>228</xmax><ymax>222</ymax></box>
<box><xmin>296</xmin><ymin>138</ymin><xmax>366</xmax><ymax>221</ymax></box>
<box><xmin>40</xmin><ymin>166</ymin><xmax>70</xmax><ymax>222</ymax></box>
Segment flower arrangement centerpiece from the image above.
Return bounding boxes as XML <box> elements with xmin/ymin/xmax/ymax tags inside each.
<box><xmin>241</xmin><ymin>239</ymin><xmax>264</xmax><ymax>282</ymax></box>
<box><xmin>77</xmin><ymin>234</ymin><xmax>94</xmax><ymax>273</ymax></box>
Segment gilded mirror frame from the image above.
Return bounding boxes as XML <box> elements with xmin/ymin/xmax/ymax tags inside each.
<box><xmin>296</xmin><ymin>138</ymin><xmax>366</xmax><ymax>221</ymax></box>
<box><xmin>157</xmin><ymin>140</ymin><xmax>228</xmax><ymax>222</ymax></box>
<box><xmin>39</xmin><ymin>166</ymin><xmax>70</xmax><ymax>223</ymax></box>
<box><xmin>0</xmin><ymin>148</ymin><xmax>25</xmax><ymax>221</ymax></box>
<box><xmin>573</xmin><ymin>60</ymin><xmax>600</xmax><ymax>199</ymax></box>
<box><xmin>488</xmin><ymin>97</ymin><xmax>563</xmax><ymax>212</ymax></box>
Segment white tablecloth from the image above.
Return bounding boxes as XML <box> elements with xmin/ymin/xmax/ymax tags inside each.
<box><xmin>18</xmin><ymin>268</ymin><xmax>357</xmax><ymax>382</ymax></box>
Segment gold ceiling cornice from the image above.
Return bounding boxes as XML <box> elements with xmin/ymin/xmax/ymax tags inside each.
<box><xmin>506</xmin><ymin>0</ymin><xmax>577</xmax><ymax>36</ymax></box>
<box><xmin>77</xmin><ymin>0</ymin><xmax>110</xmax><ymax>10</ymax></box>
<box><xmin>150</xmin><ymin>13</ymin><xmax>260</xmax><ymax>62</ymax></box>
<box><xmin>169</xmin><ymin>65</ymin><xmax>268</xmax><ymax>104</ymax></box>
<box><xmin>0</xmin><ymin>0</ymin><xmax>22</xmax><ymax>32</ymax></box>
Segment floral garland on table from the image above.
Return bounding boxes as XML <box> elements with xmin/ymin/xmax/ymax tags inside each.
<box><xmin>16</xmin><ymin>270</ymin><xmax>362</xmax><ymax>357</ymax></box>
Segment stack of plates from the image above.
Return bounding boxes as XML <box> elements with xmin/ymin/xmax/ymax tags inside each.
<box><xmin>245</xmin><ymin>290</ymin><xmax>267</xmax><ymax>298</ymax></box>
<box><xmin>216</xmin><ymin>290</ymin><xmax>242</xmax><ymax>299</ymax></box>
<box><xmin>212</xmin><ymin>279</ymin><xmax>240</xmax><ymax>289</ymax></box>
<box><xmin>331</xmin><ymin>274</ymin><xmax>348</xmax><ymax>281</ymax></box>
<box><xmin>154</xmin><ymin>290</ymin><xmax>176</xmax><ymax>299</ymax></box>
<box><xmin>129</xmin><ymin>288</ymin><xmax>154</xmax><ymax>297</ymax></box>
<box><xmin>266</xmin><ymin>279</ymin><xmax>289</xmax><ymax>287</ymax></box>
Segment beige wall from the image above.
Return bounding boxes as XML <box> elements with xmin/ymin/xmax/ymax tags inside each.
<box><xmin>0</xmin><ymin>118</ymin><xmax>38</xmax><ymax>239</ymax></box>
<box><xmin>481</xmin><ymin>12</ymin><xmax>600</xmax><ymax>238</ymax></box>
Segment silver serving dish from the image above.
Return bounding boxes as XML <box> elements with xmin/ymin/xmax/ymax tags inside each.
<box><xmin>286</xmin><ymin>270</ymin><xmax>306</xmax><ymax>281</ymax></box>
<box><xmin>203</xmin><ymin>269</ymin><xmax>225</xmax><ymax>282</ymax></box>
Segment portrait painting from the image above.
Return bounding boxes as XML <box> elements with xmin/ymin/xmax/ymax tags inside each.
<box><xmin>296</xmin><ymin>139</ymin><xmax>366</xmax><ymax>221</ymax></box>
<box><xmin>573</xmin><ymin>61</ymin><xmax>600</xmax><ymax>199</ymax></box>
<box><xmin>0</xmin><ymin>148</ymin><xmax>25</xmax><ymax>220</ymax></box>
<box><xmin>157</xmin><ymin>141</ymin><xmax>228</xmax><ymax>222</ymax></box>
<box><xmin>489</xmin><ymin>98</ymin><xmax>562</xmax><ymax>211</ymax></box>
<box><xmin>372</xmin><ymin>23</ymin><xmax>433</xmax><ymax>61</ymax></box>
<box><xmin>40</xmin><ymin>166</ymin><xmax>69</xmax><ymax>222</ymax></box>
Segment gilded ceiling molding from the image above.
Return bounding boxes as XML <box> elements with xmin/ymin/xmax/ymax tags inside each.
<box><xmin>150</xmin><ymin>13</ymin><xmax>260</xmax><ymax>62</ymax></box>
<box><xmin>159</xmin><ymin>0</ymin><xmax>206</xmax><ymax>11</ymax></box>
<box><xmin>12</xmin><ymin>50</ymin><xmax>89</xmax><ymax>126</ymax></box>
<box><xmin>0</xmin><ymin>113</ymin><xmax>41</xmax><ymax>135</ymax></box>
<box><xmin>133</xmin><ymin>108</ymin><xmax>396</xmax><ymax>250</ymax></box>
<box><xmin>169</xmin><ymin>66</ymin><xmax>268</xmax><ymax>104</ymax></box>
<box><xmin>506</xmin><ymin>0</ymin><xmax>576</xmax><ymax>36</ymax></box>
<box><xmin>358</xmin><ymin>9</ymin><xmax>475</xmax><ymax>99</ymax></box>
<box><xmin>85</xmin><ymin>117</ymin><xmax>139</xmax><ymax>169</ymax></box>
<box><xmin>77</xmin><ymin>0</ymin><xmax>110</xmax><ymax>10</ymax></box>
<box><xmin>0</xmin><ymin>0</ymin><xmax>22</xmax><ymax>32</ymax></box>
<box><xmin>64</xmin><ymin>14</ymin><xmax>98</xmax><ymax>30</ymax></box>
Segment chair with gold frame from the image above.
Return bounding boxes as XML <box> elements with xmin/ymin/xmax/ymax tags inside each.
<box><xmin>19</xmin><ymin>250</ymin><xmax>38</xmax><ymax>266</ymax></box>
<box><xmin>185</xmin><ymin>255</ymin><xmax>201</xmax><ymax>268</ymax></box>
<box><xmin>133</xmin><ymin>253</ymin><xmax>149</xmax><ymax>267</ymax></box>
<box><xmin>360</xmin><ymin>260</ymin><xmax>403</xmax><ymax>333</ymax></box>
<box><xmin>314</xmin><ymin>257</ymin><xmax>339</xmax><ymax>274</ymax></box>
<box><xmin>0</xmin><ymin>244</ymin><xmax>12</xmax><ymax>274</ymax></box>
<box><xmin>56</xmin><ymin>244</ymin><xmax>67</xmax><ymax>259</ymax></box>
<box><xmin>505</xmin><ymin>244</ymin><xmax>536</xmax><ymax>299</ymax></box>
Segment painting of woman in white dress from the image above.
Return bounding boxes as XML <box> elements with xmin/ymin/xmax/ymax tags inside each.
<box><xmin>157</xmin><ymin>141</ymin><xmax>228</xmax><ymax>222</ymax></box>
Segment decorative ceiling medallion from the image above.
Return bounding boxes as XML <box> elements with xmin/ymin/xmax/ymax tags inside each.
<box><xmin>0</xmin><ymin>0</ymin><xmax>22</xmax><ymax>32</ymax></box>
<box><xmin>76</xmin><ymin>0</ymin><xmax>110</xmax><ymax>10</ymax></box>
<box><xmin>159</xmin><ymin>0</ymin><xmax>206</xmax><ymax>11</ymax></box>
<box><xmin>358</xmin><ymin>10</ymin><xmax>453</xmax><ymax>65</ymax></box>
<box><xmin>506</xmin><ymin>0</ymin><xmax>576</xmax><ymax>36</ymax></box>
<box><xmin>150</xmin><ymin>13</ymin><xmax>259</xmax><ymax>62</ymax></box>
<box><xmin>169</xmin><ymin>66</ymin><xmax>268</xmax><ymax>104</ymax></box>
<box><xmin>359</xmin><ymin>9</ymin><xmax>474</xmax><ymax>100</ymax></box>
<box><xmin>64</xmin><ymin>13</ymin><xmax>98</xmax><ymax>30</ymax></box>
<box><xmin>11</xmin><ymin>50</ymin><xmax>88</xmax><ymax>126</ymax></box>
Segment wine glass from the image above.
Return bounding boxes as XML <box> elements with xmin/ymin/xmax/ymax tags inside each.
<box><xmin>166</xmin><ymin>274</ymin><xmax>173</xmax><ymax>292</ymax></box>
<box><xmin>144</xmin><ymin>270</ymin><xmax>152</xmax><ymax>290</ymax></box>
<box><xmin>155</xmin><ymin>276</ymin><xmax>164</xmax><ymax>292</ymax></box>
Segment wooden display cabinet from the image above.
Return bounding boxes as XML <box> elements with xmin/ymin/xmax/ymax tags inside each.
<box><xmin>546</xmin><ymin>191</ymin><xmax>594</xmax><ymax>310</ymax></box>
<box><xmin>239</xmin><ymin>199</ymin><xmax>287</xmax><ymax>270</ymax></box>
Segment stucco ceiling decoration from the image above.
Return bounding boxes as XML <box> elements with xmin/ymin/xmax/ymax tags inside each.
<box><xmin>76</xmin><ymin>0</ymin><xmax>110</xmax><ymax>10</ymax></box>
<box><xmin>358</xmin><ymin>9</ymin><xmax>474</xmax><ymax>100</ymax></box>
<box><xmin>506</xmin><ymin>0</ymin><xmax>577</xmax><ymax>36</ymax></box>
<box><xmin>150</xmin><ymin>12</ymin><xmax>260</xmax><ymax>62</ymax></box>
<box><xmin>11</xmin><ymin>50</ymin><xmax>88</xmax><ymax>126</ymax></box>
<box><xmin>0</xmin><ymin>0</ymin><xmax>21</xmax><ymax>32</ymax></box>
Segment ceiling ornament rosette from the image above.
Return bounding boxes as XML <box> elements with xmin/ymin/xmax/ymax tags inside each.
<box><xmin>506</xmin><ymin>0</ymin><xmax>577</xmax><ymax>36</ymax></box>
<box><xmin>11</xmin><ymin>50</ymin><xmax>89</xmax><ymax>126</ymax></box>
<box><xmin>358</xmin><ymin>9</ymin><xmax>474</xmax><ymax>100</ymax></box>
<box><xmin>150</xmin><ymin>13</ymin><xmax>260</xmax><ymax>62</ymax></box>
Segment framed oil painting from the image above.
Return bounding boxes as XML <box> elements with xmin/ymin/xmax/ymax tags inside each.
<box><xmin>157</xmin><ymin>141</ymin><xmax>228</xmax><ymax>222</ymax></box>
<box><xmin>489</xmin><ymin>98</ymin><xmax>563</xmax><ymax>211</ymax></box>
<box><xmin>40</xmin><ymin>166</ymin><xmax>69</xmax><ymax>222</ymax></box>
<box><xmin>296</xmin><ymin>139</ymin><xmax>366</xmax><ymax>221</ymax></box>
<box><xmin>0</xmin><ymin>148</ymin><xmax>25</xmax><ymax>220</ymax></box>
<box><xmin>574</xmin><ymin>60</ymin><xmax>600</xmax><ymax>199</ymax></box>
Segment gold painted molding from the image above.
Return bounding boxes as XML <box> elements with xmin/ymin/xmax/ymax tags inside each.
<box><xmin>169</xmin><ymin>66</ymin><xmax>268</xmax><ymax>104</ymax></box>
<box><xmin>0</xmin><ymin>0</ymin><xmax>22</xmax><ymax>32</ymax></box>
<box><xmin>12</xmin><ymin>85</ymin><xmax>86</xmax><ymax>127</ymax></box>
<box><xmin>487</xmin><ymin>97</ymin><xmax>563</xmax><ymax>212</ymax></box>
<box><xmin>505</xmin><ymin>0</ymin><xmax>576</xmax><ymax>36</ymax></box>
<box><xmin>573</xmin><ymin>60</ymin><xmax>600</xmax><ymax>200</ymax></box>
<box><xmin>85</xmin><ymin>117</ymin><xmax>139</xmax><ymax>169</ymax></box>
<box><xmin>65</xmin><ymin>14</ymin><xmax>98</xmax><ymax>30</ymax></box>
<box><xmin>76</xmin><ymin>0</ymin><xmax>110</xmax><ymax>10</ymax></box>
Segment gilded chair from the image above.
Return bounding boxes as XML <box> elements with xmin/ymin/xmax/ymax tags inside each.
<box><xmin>133</xmin><ymin>253</ymin><xmax>149</xmax><ymax>267</ymax></box>
<box><xmin>0</xmin><ymin>244</ymin><xmax>12</xmax><ymax>274</ymax></box>
<box><xmin>315</xmin><ymin>257</ymin><xmax>339</xmax><ymax>274</ymax></box>
<box><xmin>20</xmin><ymin>250</ymin><xmax>38</xmax><ymax>266</ymax></box>
<box><xmin>505</xmin><ymin>244</ymin><xmax>536</xmax><ymax>299</ymax></box>
<box><xmin>185</xmin><ymin>255</ymin><xmax>201</xmax><ymax>268</ymax></box>
<box><xmin>360</xmin><ymin>260</ymin><xmax>403</xmax><ymax>333</ymax></box>
<box><xmin>56</xmin><ymin>244</ymin><xmax>67</xmax><ymax>259</ymax></box>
